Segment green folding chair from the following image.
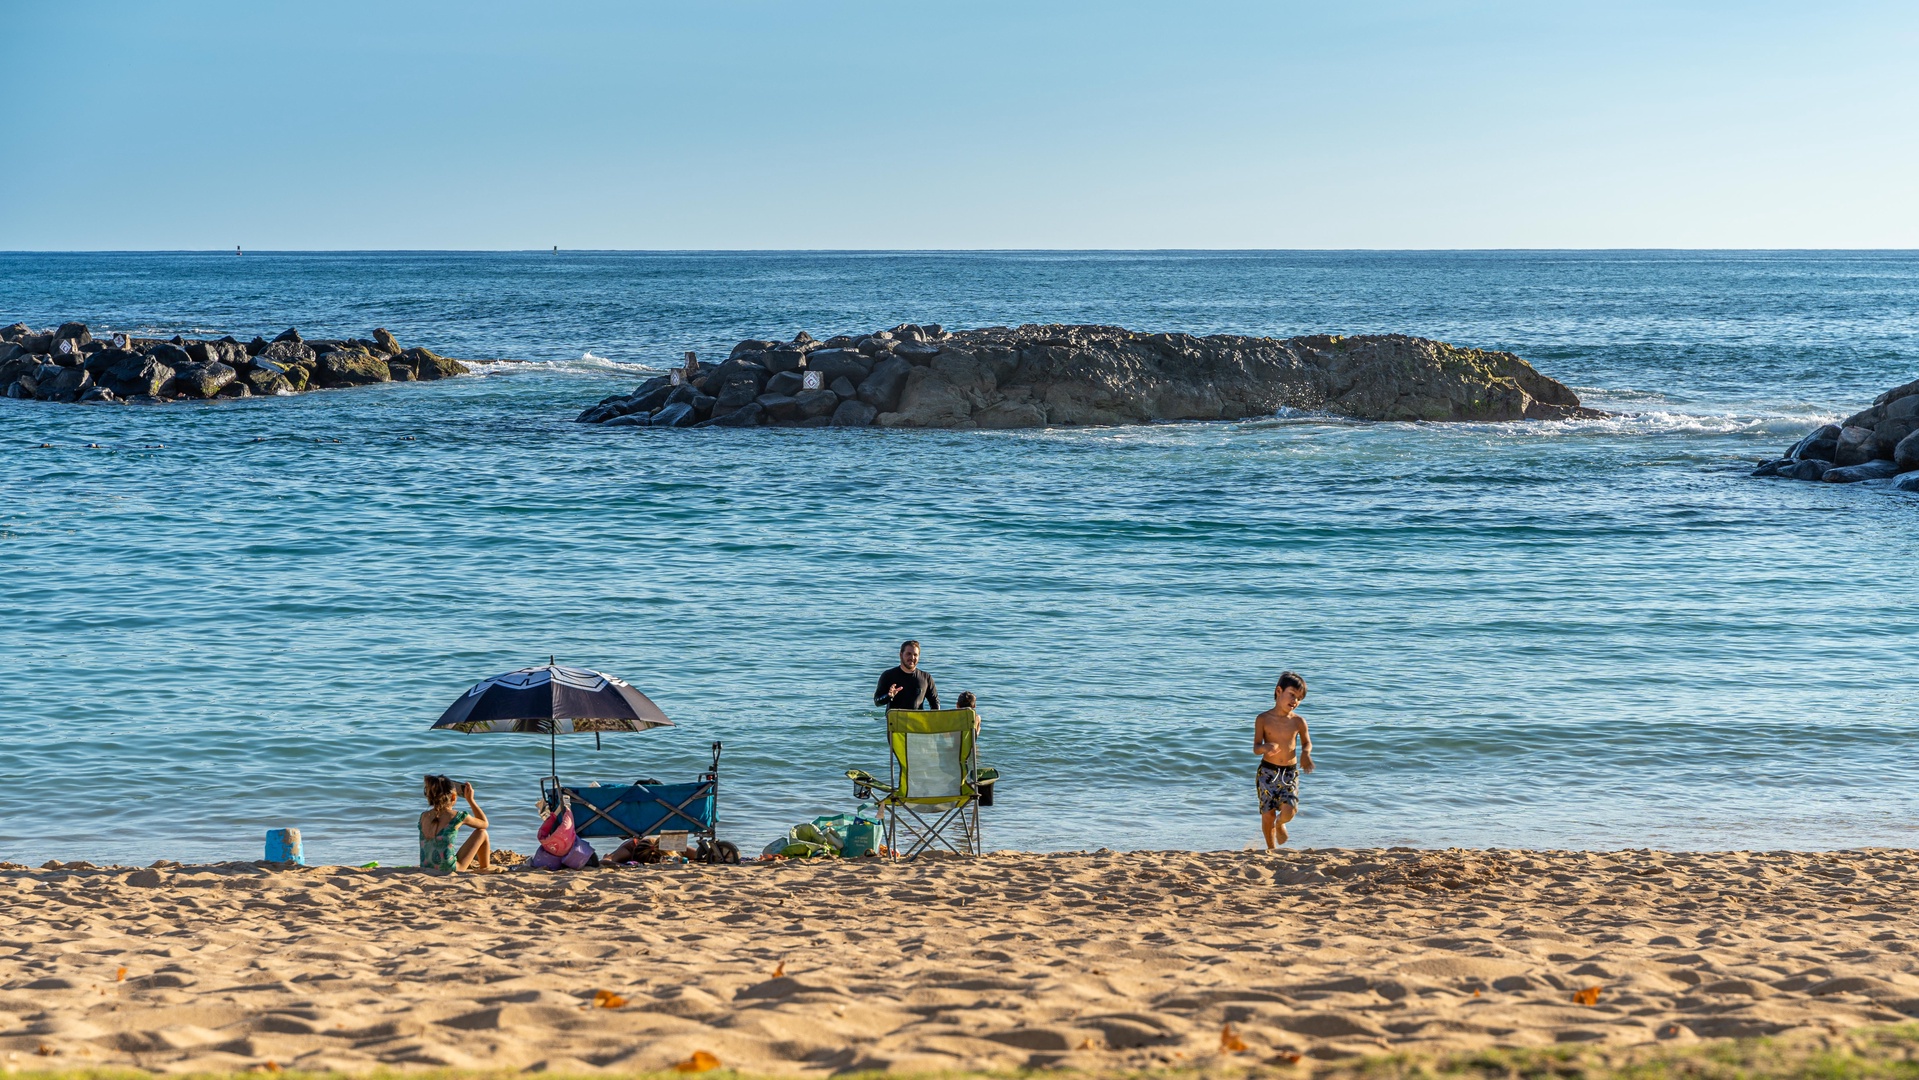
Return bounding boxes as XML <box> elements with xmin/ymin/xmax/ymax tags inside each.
<box><xmin>846</xmin><ymin>708</ymin><xmax>998</xmax><ymax>858</ymax></box>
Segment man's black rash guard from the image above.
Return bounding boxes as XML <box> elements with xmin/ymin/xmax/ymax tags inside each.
<box><xmin>874</xmin><ymin>666</ymin><xmax>938</xmax><ymax>710</ymax></box>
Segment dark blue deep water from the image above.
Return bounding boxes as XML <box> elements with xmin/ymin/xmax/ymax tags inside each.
<box><xmin>1</xmin><ymin>251</ymin><xmax>1915</xmax><ymax>865</ymax></box>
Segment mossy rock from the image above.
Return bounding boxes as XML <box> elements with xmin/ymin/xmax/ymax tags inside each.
<box><xmin>315</xmin><ymin>349</ymin><xmax>391</xmax><ymax>388</ymax></box>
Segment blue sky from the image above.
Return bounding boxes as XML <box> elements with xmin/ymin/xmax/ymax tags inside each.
<box><xmin>2</xmin><ymin>1</ymin><xmax>1915</xmax><ymax>249</ymax></box>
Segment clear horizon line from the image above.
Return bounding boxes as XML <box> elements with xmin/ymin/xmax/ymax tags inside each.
<box><xmin>5</xmin><ymin>246</ymin><xmax>1919</xmax><ymax>256</ymax></box>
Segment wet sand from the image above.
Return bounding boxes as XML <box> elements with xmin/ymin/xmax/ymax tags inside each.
<box><xmin>2</xmin><ymin>849</ymin><xmax>1916</xmax><ymax>1074</ymax></box>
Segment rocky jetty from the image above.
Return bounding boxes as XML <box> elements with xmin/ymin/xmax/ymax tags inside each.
<box><xmin>1752</xmin><ymin>377</ymin><xmax>1919</xmax><ymax>491</ymax></box>
<box><xmin>0</xmin><ymin>322</ymin><xmax>471</xmax><ymax>404</ymax></box>
<box><xmin>576</xmin><ymin>323</ymin><xmax>1600</xmax><ymax>430</ymax></box>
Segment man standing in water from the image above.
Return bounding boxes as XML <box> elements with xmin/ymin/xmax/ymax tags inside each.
<box><xmin>1254</xmin><ymin>671</ymin><xmax>1313</xmax><ymax>849</ymax></box>
<box><xmin>874</xmin><ymin>640</ymin><xmax>939</xmax><ymax>711</ymax></box>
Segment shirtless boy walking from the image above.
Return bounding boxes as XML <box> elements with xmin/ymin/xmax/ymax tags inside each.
<box><xmin>1254</xmin><ymin>671</ymin><xmax>1313</xmax><ymax>849</ymax></box>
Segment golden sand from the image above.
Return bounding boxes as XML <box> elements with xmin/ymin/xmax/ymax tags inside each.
<box><xmin>2</xmin><ymin>849</ymin><xmax>1916</xmax><ymax>1074</ymax></box>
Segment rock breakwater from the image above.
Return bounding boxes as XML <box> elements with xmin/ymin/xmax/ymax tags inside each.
<box><xmin>576</xmin><ymin>323</ymin><xmax>1601</xmax><ymax>430</ymax></box>
<box><xmin>1752</xmin><ymin>376</ymin><xmax>1919</xmax><ymax>491</ymax></box>
<box><xmin>0</xmin><ymin>322</ymin><xmax>471</xmax><ymax>404</ymax></box>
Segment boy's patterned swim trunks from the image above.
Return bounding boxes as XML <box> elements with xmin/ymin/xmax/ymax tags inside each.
<box><xmin>1257</xmin><ymin>761</ymin><xmax>1299</xmax><ymax>812</ymax></box>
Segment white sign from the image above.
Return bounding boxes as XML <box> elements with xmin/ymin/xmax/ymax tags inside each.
<box><xmin>669</xmin><ymin>370</ymin><xmax>684</xmax><ymax>386</ymax></box>
<box><xmin>57</xmin><ymin>338</ymin><xmax>74</xmax><ymax>355</ymax></box>
<box><xmin>112</xmin><ymin>333</ymin><xmax>128</xmax><ymax>349</ymax></box>
<box><xmin>801</xmin><ymin>370</ymin><xmax>824</xmax><ymax>391</ymax></box>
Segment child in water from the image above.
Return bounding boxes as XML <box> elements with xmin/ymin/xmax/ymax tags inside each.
<box><xmin>957</xmin><ymin>691</ymin><xmax>982</xmax><ymax>733</ymax></box>
<box><xmin>1253</xmin><ymin>672</ymin><xmax>1313</xmax><ymax>850</ymax></box>
<box><xmin>419</xmin><ymin>774</ymin><xmax>492</xmax><ymax>872</ymax></box>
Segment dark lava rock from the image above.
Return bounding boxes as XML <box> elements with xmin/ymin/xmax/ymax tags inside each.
<box><xmin>701</xmin><ymin>402</ymin><xmax>764</xmax><ymax>427</ymax></box>
<box><xmin>713</xmin><ymin>380</ymin><xmax>760</xmax><ymax>413</ymax></box>
<box><xmin>387</xmin><ymin>361</ymin><xmax>417</xmax><ymax>381</ymax></box>
<box><xmin>763</xmin><ymin>347</ymin><xmax>808</xmax><ymax>374</ymax></box>
<box><xmin>400</xmin><ymin>347</ymin><xmax>469</xmax><ymax>379</ymax></box>
<box><xmin>829</xmin><ymin>376</ymin><xmax>858</xmax><ymax>399</ymax></box>
<box><xmin>373</xmin><ymin>328</ymin><xmax>402</xmax><ymax>356</ymax></box>
<box><xmin>805</xmin><ymin>349</ymin><xmax>873</xmax><ymax>385</ymax></box>
<box><xmin>245</xmin><ymin>368</ymin><xmax>294</xmax><ymax>396</ymax></box>
<box><xmin>652</xmin><ymin>402</ymin><xmax>697</xmax><ymax>428</ymax></box>
<box><xmin>794</xmin><ymin>387</ymin><xmax>839</xmax><ymax>419</ymax></box>
<box><xmin>604</xmin><ymin>411</ymin><xmax>651</xmax><ymax>427</ymax></box>
<box><xmin>1895</xmin><ymin>470</ymin><xmax>1919</xmax><ymax>492</ymax></box>
<box><xmin>146</xmin><ymin>342</ymin><xmax>193</xmax><ymax>369</ymax></box>
<box><xmin>315</xmin><ymin>349</ymin><xmax>391</xmax><ymax>387</ymax></box>
<box><xmin>1831</xmin><ymin>425</ymin><xmax>1885</xmax><ymax>467</ymax></box>
<box><xmin>580</xmin><ymin>324</ymin><xmax>1600</xmax><ymax>430</ymax></box>
<box><xmin>831</xmin><ymin>399</ymin><xmax>878</xmax><ymax>427</ymax></box>
<box><xmin>1790</xmin><ymin>424</ymin><xmax>1841</xmax><ymax>462</ymax></box>
<box><xmin>765</xmin><ymin>370</ymin><xmax>805</xmax><ymax>397</ymax></box>
<box><xmin>627</xmin><ymin>381</ymin><xmax>677</xmax><ymax>415</ymax></box>
<box><xmin>857</xmin><ymin>356</ymin><xmax>913</xmax><ymax>413</ymax></box>
<box><xmin>757</xmin><ymin>393</ymin><xmax>803</xmax><ymax>423</ymax></box>
<box><xmin>1750</xmin><ymin>459</ymin><xmax>1788</xmax><ymax>478</ymax></box>
<box><xmin>1897</xmin><ymin>430</ymin><xmax>1919</xmax><ymax>471</ymax></box>
<box><xmin>1823</xmin><ymin>460</ymin><xmax>1902</xmax><ymax>483</ymax></box>
<box><xmin>38</xmin><ymin>365</ymin><xmax>91</xmax><ymax>402</ymax></box>
<box><xmin>274</xmin><ymin>328</ymin><xmax>302</xmax><ymax>343</ymax></box>
<box><xmin>1778</xmin><ymin>458</ymin><xmax>1835</xmax><ymax>481</ymax></box>
<box><xmin>175</xmin><ymin>361</ymin><xmax>236</xmax><ymax>399</ymax></box>
<box><xmin>101</xmin><ymin>355</ymin><xmax>177</xmax><ymax>398</ymax></box>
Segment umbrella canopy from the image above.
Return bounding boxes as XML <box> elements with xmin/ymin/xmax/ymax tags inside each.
<box><xmin>431</xmin><ymin>664</ymin><xmax>672</xmax><ymax>734</ymax></box>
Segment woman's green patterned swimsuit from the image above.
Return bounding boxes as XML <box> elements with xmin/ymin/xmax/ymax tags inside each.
<box><xmin>420</xmin><ymin>809</ymin><xmax>469</xmax><ymax>871</ymax></box>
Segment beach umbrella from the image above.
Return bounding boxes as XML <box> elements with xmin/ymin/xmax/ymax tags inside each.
<box><xmin>430</xmin><ymin>660</ymin><xmax>672</xmax><ymax>778</ymax></box>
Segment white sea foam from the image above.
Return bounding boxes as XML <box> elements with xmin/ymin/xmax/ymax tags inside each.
<box><xmin>464</xmin><ymin>351</ymin><xmax>658</xmax><ymax>377</ymax></box>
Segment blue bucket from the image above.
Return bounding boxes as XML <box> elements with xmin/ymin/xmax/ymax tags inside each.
<box><xmin>264</xmin><ymin>828</ymin><xmax>304</xmax><ymax>865</ymax></box>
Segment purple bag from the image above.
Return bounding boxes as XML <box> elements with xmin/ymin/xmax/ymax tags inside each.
<box><xmin>562</xmin><ymin>837</ymin><xmax>596</xmax><ymax>869</ymax></box>
<box><xmin>531</xmin><ymin>837</ymin><xmax>596</xmax><ymax>871</ymax></box>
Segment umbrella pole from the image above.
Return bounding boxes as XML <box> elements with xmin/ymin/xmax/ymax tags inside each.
<box><xmin>550</xmin><ymin>725</ymin><xmax>557</xmax><ymax>784</ymax></box>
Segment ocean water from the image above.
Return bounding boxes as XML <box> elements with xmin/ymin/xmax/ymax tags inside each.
<box><xmin>2</xmin><ymin>251</ymin><xmax>1916</xmax><ymax>866</ymax></box>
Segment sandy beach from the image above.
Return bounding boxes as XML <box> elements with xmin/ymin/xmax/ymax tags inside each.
<box><xmin>2</xmin><ymin>848</ymin><xmax>1916</xmax><ymax>1074</ymax></box>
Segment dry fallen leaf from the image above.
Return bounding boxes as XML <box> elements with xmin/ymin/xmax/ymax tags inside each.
<box><xmin>1220</xmin><ymin>1022</ymin><xmax>1249</xmax><ymax>1054</ymax></box>
<box><xmin>675</xmin><ymin>1050</ymin><xmax>721</xmax><ymax>1073</ymax></box>
<box><xmin>1573</xmin><ymin>986</ymin><xmax>1602</xmax><ymax>1006</ymax></box>
<box><xmin>772</xmin><ymin>961</ymin><xmax>785</xmax><ymax>978</ymax></box>
<box><xmin>1472</xmin><ymin>988</ymin><xmax>1481</xmax><ymax>997</ymax></box>
<box><xmin>592</xmin><ymin>990</ymin><xmax>628</xmax><ymax>1009</ymax></box>
<box><xmin>1078</xmin><ymin>1037</ymin><xmax>1095</xmax><ymax>1051</ymax></box>
<box><xmin>1273</xmin><ymin>1051</ymin><xmax>1305</xmax><ymax>1065</ymax></box>
<box><xmin>115</xmin><ymin>966</ymin><xmax>127</xmax><ymax>982</ymax></box>
<box><xmin>35</xmin><ymin>1045</ymin><xmax>55</xmax><ymax>1057</ymax></box>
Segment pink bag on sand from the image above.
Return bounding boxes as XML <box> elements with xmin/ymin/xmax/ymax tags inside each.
<box><xmin>538</xmin><ymin>797</ymin><xmax>578</xmax><ymax>857</ymax></box>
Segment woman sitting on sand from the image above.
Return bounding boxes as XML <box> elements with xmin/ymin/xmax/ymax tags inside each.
<box><xmin>419</xmin><ymin>775</ymin><xmax>492</xmax><ymax>873</ymax></box>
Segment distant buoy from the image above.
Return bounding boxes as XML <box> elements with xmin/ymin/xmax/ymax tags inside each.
<box><xmin>236</xmin><ymin>245</ymin><xmax>242</xmax><ymax>256</ymax></box>
<box><xmin>553</xmin><ymin>245</ymin><xmax>558</xmax><ymax>254</ymax></box>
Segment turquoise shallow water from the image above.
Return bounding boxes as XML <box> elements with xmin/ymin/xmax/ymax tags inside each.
<box><xmin>2</xmin><ymin>251</ymin><xmax>1916</xmax><ymax>865</ymax></box>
